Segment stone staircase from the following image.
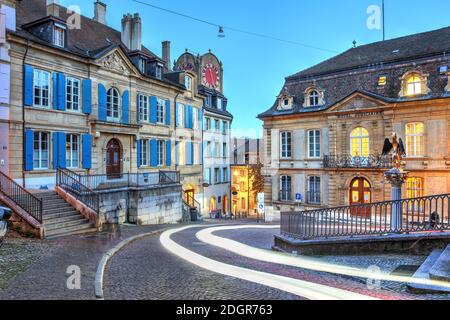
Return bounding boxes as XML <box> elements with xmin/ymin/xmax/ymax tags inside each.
<box><xmin>407</xmin><ymin>244</ymin><xmax>450</xmax><ymax>294</ymax></box>
<box><xmin>37</xmin><ymin>191</ymin><xmax>97</xmax><ymax>239</ymax></box>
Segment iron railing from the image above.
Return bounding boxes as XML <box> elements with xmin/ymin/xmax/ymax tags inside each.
<box><xmin>0</xmin><ymin>171</ymin><xmax>43</xmax><ymax>223</ymax></box>
<box><xmin>306</xmin><ymin>191</ymin><xmax>321</xmax><ymax>205</ymax></box>
<box><xmin>281</xmin><ymin>193</ymin><xmax>450</xmax><ymax>240</ymax></box>
<box><xmin>323</xmin><ymin>154</ymin><xmax>391</xmax><ymax>169</ymax></box>
<box><xmin>56</xmin><ymin>169</ymin><xmax>100</xmax><ymax>213</ymax></box>
<box><xmin>76</xmin><ymin>171</ymin><xmax>180</xmax><ymax>191</ymax></box>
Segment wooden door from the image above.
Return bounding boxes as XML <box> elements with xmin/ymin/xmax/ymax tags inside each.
<box><xmin>106</xmin><ymin>139</ymin><xmax>122</xmax><ymax>179</ymax></box>
<box><xmin>350</xmin><ymin>178</ymin><xmax>371</xmax><ymax>217</ymax></box>
<box><xmin>184</xmin><ymin>189</ymin><xmax>195</xmax><ymax>207</ymax></box>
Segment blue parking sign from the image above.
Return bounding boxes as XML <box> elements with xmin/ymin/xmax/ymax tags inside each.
<box><xmin>296</xmin><ymin>193</ymin><xmax>302</xmax><ymax>201</ymax></box>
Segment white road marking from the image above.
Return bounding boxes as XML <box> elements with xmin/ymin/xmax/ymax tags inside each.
<box><xmin>160</xmin><ymin>225</ymin><xmax>378</xmax><ymax>300</ymax></box>
<box><xmin>195</xmin><ymin>225</ymin><xmax>450</xmax><ymax>289</ymax></box>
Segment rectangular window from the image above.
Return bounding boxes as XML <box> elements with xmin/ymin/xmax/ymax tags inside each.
<box><xmin>280</xmin><ymin>175</ymin><xmax>292</xmax><ymax>201</ymax></box>
<box><xmin>66</xmin><ymin>134</ymin><xmax>79</xmax><ymax>168</ymax></box>
<box><xmin>206</xmin><ymin>141</ymin><xmax>212</xmax><ymax>157</ymax></box>
<box><xmin>53</xmin><ymin>25</ymin><xmax>65</xmax><ymax>47</ymax></box>
<box><xmin>308</xmin><ymin>130</ymin><xmax>321</xmax><ymax>158</ymax></box>
<box><xmin>204</xmin><ymin>168</ymin><xmax>211</xmax><ymax>184</ymax></box>
<box><xmin>139</xmin><ymin>140</ymin><xmax>149</xmax><ymax>167</ymax></box>
<box><xmin>222</xmin><ymin>143</ymin><xmax>227</xmax><ymax>158</ymax></box>
<box><xmin>205</xmin><ymin>96</ymin><xmax>212</xmax><ymax>108</ymax></box>
<box><xmin>33</xmin><ymin>69</ymin><xmax>50</xmax><ymax>108</ymax></box>
<box><xmin>138</xmin><ymin>95</ymin><xmax>148</xmax><ymax>122</ymax></box>
<box><xmin>156</xmin><ymin>98</ymin><xmax>165</xmax><ymax>124</ymax></box>
<box><xmin>280</xmin><ymin>132</ymin><xmax>292</xmax><ymax>159</ymax></box>
<box><xmin>214</xmin><ymin>168</ymin><xmax>221</xmax><ymax>184</ymax></box>
<box><xmin>307</xmin><ymin>176</ymin><xmax>321</xmax><ymax>204</ymax></box>
<box><xmin>205</xmin><ymin>117</ymin><xmax>211</xmax><ymax>131</ymax></box>
<box><xmin>406</xmin><ymin>123</ymin><xmax>424</xmax><ymax>157</ymax></box>
<box><xmin>193</xmin><ymin>108</ymin><xmax>199</xmax><ymax>130</ymax></box>
<box><xmin>177</xmin><ymin>103</ymin><xmax>184</xmax><ymax>127</ymax></box>
<box><xmin>217</xmin><ymin>98</ymin><xmax>223</xmax><ymax>110</ymax></box>
<box><xmin>185</xmin><ymin>75</ymin><xmax>192</xmax><ymax>91</ymax></box>
<box><xmin>214</xmin><ymin>142</ymin><xmax>220</xmax><ymax>158</ymax></box>
<box><xmin>33</xmin><ymin>132</ymin><xmax>49</xmax><ymax>170</ymax></box>
<box><xmin>214</xmin><ymin>119</ymin><xmax>220</xmax><ymax>132</ymax></box>
<box><xmin>157</xmin><ymin>140</ymin><xmax>165</xmax><ymax>166</ymax></box>
<box><xmin>406</xmin><ymin>177</ymin><xmax>424</xmax><ymax>199</ymax></box>
<box><xmin>222</xmin><ymin>167</ymin><xmax>228</xmax><ymax>183</ymax></box>
<box><xmin>222</xmin><ymin>121</ymin><xmax>228</xmax><ymax>134</ymax></box>
<box><xmin>155</xmin><ymin>66</ymin><xmax>163</xmax><ymax>80</ymax></box>
<box><xmin>66</xmin><ymin>77</ymin><xmax>80</xmax><ymax>112</ymax></box>
<box><xmin>139</xmin><ymin>58</ymin><xmax>147</xmax><ymax>74</ymax></box>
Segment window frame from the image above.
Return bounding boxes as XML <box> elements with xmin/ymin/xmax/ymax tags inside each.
<box><xmin>65</xmin><ymin>134</ymin><xmax>80</xmax><ymax>169</ymax></box>
<box><xmin>157</xmin><ymin>140</ymin><xmax>165</xmax><ymax>167</ymax></box>
<box><xmin>280</xmin><ymin>175</ymin><xmax>292</xmax><ymax>201</ymax></box>
<box><xmin>156</xmin><ymin>98</ymin><xmax>165</xmax><ymax>124</ymax></box>
<box><xmin>185</xmin><ymin>74</ymin><xmax>193</xmax><ymax>91</ymax></box>
<box><xmin>33</xmin><ymin>131</ymin><xmax>49</xmax><ymax>170</ymax></box>
<box><xmin>139</xmin><ymin>139</ymin><xmax>150</xmax><ymax>167</ymax></box>
<box><xmin>66</xmin><ymin>77</ymin><xmax>81</xmax><ymax>112</ymax></box>
<box><xmin>309</xmin><ymin>90</ymin><xmax>319</xmax><ymax>107</ymax></box>
<box><xmin>33</xmin><ymin>69</ymin><xmax>51</xmax><ymax>108</ymax></box>
<box><xmin>350</xmin><ymin>127</ymin><xmax>370</xmax><ymax>158</ymax></box>
<box><xmin>280</xmin><ymin>131</ymin><xmax>292</xmax><ymax>159</ymax></box>
<box><xmin>53</xmin><ymin>24</ymin><xmax>65</xmax><ymax>48</ymax></box>
<box><xmin>308</xmin><ymin>129</ymin><xmax>321</xmax><ymax>158</ymax></box>
<box><xmin>406</xmin><ymin>177</ymin><xmax>424</xmax><ymax>199</ymax></box>
<box><xmin>138</xmin><ymin>94</ymin><xmax>149</xmax><ymax>122</ymax></box>
<box><xmin>307</xmin><ymin>176</ymin><xmax>321</xmax><ymax>204</ymax></box>
<box><xmin>405</xmin><ymin>122</ymin><xmax>425</xmax><ymax>158</ymax></box>
<box><xmin>106</xmin><ymin>87</ymin><xmax>121</xmax><ymax>123</ymax></box>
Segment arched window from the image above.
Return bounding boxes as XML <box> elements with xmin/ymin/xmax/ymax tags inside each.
<box><xmin>350</xmin><ymin>127</ymin><xmax>369</xmax><ymax>157</ymax></box>
<box><xmin>405</xmin><ymin>122</ymin><xmax>424</xmax><ymax>157</ymax></box>
<box><xmin>309</xmin><ymin>90</ymin><xmax>319</xmax><ymax>106</ymax></box>
<box><xmin>401</xmin><ymin>72</ymin><xmax>429</xmax><ymax>97</ymax></box>
<box><xmin>107</xmin><ymin>88</ymin><xmax>120</xmax><ymax>122</ymax></box>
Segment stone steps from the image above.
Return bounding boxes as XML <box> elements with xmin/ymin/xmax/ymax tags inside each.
<box><xmin>429</xmin><ymin>245</ymin><xmax>450</xmax><ymax>283</ymax></box>
<box><xmin>407</xmin><ymin>247</ymin><xmax>450</xmax><ymax>294</ymax></box>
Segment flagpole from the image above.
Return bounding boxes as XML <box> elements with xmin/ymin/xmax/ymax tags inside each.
<box><xmin>382</xmin><ymin>0</ymin><xmax>386</xmax><ymax>41</ymax></box>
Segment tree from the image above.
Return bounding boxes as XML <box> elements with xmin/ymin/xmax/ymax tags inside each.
<box><xmin>248</xmin><ymin>162</ymin><xmax>264</xmax><ymax>194</ymax></box>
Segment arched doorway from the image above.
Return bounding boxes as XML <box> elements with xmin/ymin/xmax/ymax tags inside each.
<box><xmin>222</xmin><ymin>195</ymin><xmax>228</xmax><ymax>215</ymax></box>
<box><xmin>209</xmin><ymin>197</ymin><xmax>216</xmax><ymax>212</ymax></box>
<box><xmin>184</xmin><ymin>185</ymin><xmax>195</xmax><ymax>208</ymax></box>
<box><xmin>350</xmin><ymin>177</ymin><xmax>371</xmax><ymax>217</ymax></box>
<box><xmin>106</xmin><ymin>139</ymin><xmax>122</xmax><ymax>179</ymax></box>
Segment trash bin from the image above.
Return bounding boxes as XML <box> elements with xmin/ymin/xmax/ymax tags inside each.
<box><xmin>190</xmin><ymin>208</ymin><xmax>198</xmax><ymax>222</ymax></box>
<box><xmin>0</xmin><ymin>206</ymin><xmax>12</xmax><ymax>240</ymax></box>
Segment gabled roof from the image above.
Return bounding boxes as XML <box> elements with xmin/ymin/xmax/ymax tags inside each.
<box><xmin>288</xmin><ymin>26</ymin><xmax>450</xmax><ymax>80</ymax></box>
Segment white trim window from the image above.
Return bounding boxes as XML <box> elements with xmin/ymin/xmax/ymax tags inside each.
<box><xmin>66</xmin><ymin>134</ymin><xmax>79</xmax><ymax>168</ymax></box>
<box><xmin>222</xmin><ymin>120</ymin><xmax>228</xmax><ymax>134</ymax></box>
<box><xmin>204</xmin><ymin>168</ymin><xmax>211</xmax><ymax>184</ymax></box>
<box><xmin>107</xmin><ymin>88</ymin><xmax>120</xmax><ymax>122</ymax></box>
<box><xmin>214</xmin><ymin>119</ymin><xmax>220</xmax><ymax>132</ymax></box>
<box><xmin>33</xmin><ymin>69</ymin><xmax>50</xmax><ymax>108</ymax></box>
<box><xmin>205</xmin><ymin>117</ymin><xmax>211</xmax><ymax>131</ymax></box>
<box><xmin>156</xmin><ymin>98</ymin><xmax>165</xmax><ymax>124</ymax></box>
<box><xmin>308</xmin><ymin>130</ymin><xmax>321</xmax><ymax>158</ymax></box>
<box><xmin>214</xmin><ymin>168</ymin><xmax>221</xmax><ymax>184</ymax></box>
<box><xmin>280</xmin><ymin>131</ymin><xmax>292</xmax><ymax>159</ymax></box>
<box><xmin>177</xmin><ymin>103</ymin><xmax>184</xmax><ymax>127</ymax></box>
<box><xmin>280</xmin><ymin>175</ymin><xmax>292</xmax><ymax>201</ymax></box>
<box><xmin>217</xmin><ymin>98</ymin><xmax>223</xmax><ymax>110</ymax></box>
<box><xmin>157</xmin><ymin>140</ymin><xmax>165</xmax><ymax>166</ymax></box>
<box><xmin>222</xmin><ymin>167</ymin><xmax>228</xmax><ymax>183</ymax></box>
<box><xmin>309</xmin><ymin>90</ymin><xmax>319</xmax><ymax>106</ymax></box>
<box><xmin>53</xmin><ymin>25</ymin><xmax>65</xmax><ymax>48</ymax></box>
<box><xmin>139</xmin><ymin>140</ymin><xmax>149</xmax><ymax>167</ymax></box>
<box><xmin>66</xmin><ymin>77</ymin><xmax>80</xmax><ymax>112</ymax></box>
<box><xmin>405</xmin><ymin>122</ymin><xmax>424</xmax><ymax>157</ymax></box>
<box><xmin>33</xmin><ymin>131</ymin><xmax>49</xmax><ymax>170</ymax></box>
<box><xmin>138</xmin><ymin>94</ymin><xmax>148</xmax><ymax>122</ymax></box>
<box><xmin>307</xmin><ymin>176</ymin><xmax>321</xmax><ymax>204</ymax></box>
<box><xmin>193</xmin><ymin>108</ymin><xmax>199</xmax><ymax>130</ymax></box>
<box><xmin>185</xmin><ymin>75</ymin><xmax>192</xmax><ymax>91</ymax></box>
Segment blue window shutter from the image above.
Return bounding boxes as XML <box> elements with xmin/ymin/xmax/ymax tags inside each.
<box><xmin>166</xmin><ymin>140</ymin><xmax>171</xmax><ymax>167</ymax></box>
<box><xmin>82</xmin><ymin>134</ymin><xmax>92</xmax><ymax>169</ymax></box>
<box><xmin>57</xmin><ymin>73</ymin><xmax>66</xmax><ymax>111</ymax></box>
<box><xmin>122</xmin><ymin>90</ymin><xmax>129</xmax><ymax>124</ymax></box>
<box><xmin>189</xmin><ymin>106</ymin><xmax>193</xmax><ymax>129</ymax></box>
<box><xmin>23</xmin><ymin>65</ymin><xmax>34</xmax><ymax>106</ymax></box>
<box><xmin>137</xmin><ymin>140</ymin><xmax>141</xmax><ymax>168</ymax></box>
<box><xmin>58</xmin><ymin>132</ymin><xmax>66</xmax><ymax>169</ymax></box>
<box><xmin>52</xmin><ymin>132</ymin><xmax>59</xmax><ymax>168</ymax></box>
<box><xmin>25</xmin><ymin>129</ymin><xmax>34</xmax><ymax>171</ymax></box>
<box><xmin>150</xmin><ymin>96</ymin><xmax>157</xmax><ymax>124</ymax></box>
<box><xmin>98</xmin><ymin>84</ymin><xmax>107</xmax><ymax>121</ymax></box>
<box><xmin>165</xmin><ymin>99</ymin><xmax>171</xmax><ymax>126</ymax></box>
<box><xmin>82</xmin><ymin>79</ymin><xmax>92</xmax><ymax>114</ymax></box>
<box><xmin>175</xmin><ymin>141</ymin><xmax>179</xmax><ymax>165</ymax></box>
<box><xmin>175</xmin><ymin>103</ymin><xmax>179</xmax><ymax>127</ymax></box>
<box><xmin>190</xmin><ymin>142</ymin><xmax>194</xmax><ymax>165</ymax></box>
<box><xmin>200</xmin><ymin>141</ymin><xmax>203</xmax><ymax>165</ymax></box>
<box><xmin>184</xmin><ymin>105</ymin><xmax>189</xmax><ymax>129</ymax></box>
<box><xmin>198</xmin><ymin>108</ymin><xmax>203</xmax><ymax>129</ymax></box>
<box><xmin>53</xmin><ymin>73</ymin><xmax>58</xmax><ymax>110</ymax></box>
<box><xmin>136</xmin><ymin>93</ymin><xmax>141</xmax><ymax>122</ymax></box>
<box><xmin>185</xmin><ymin>141</ymin><xmax>190</xmax><ymax>165</ymax></box>
<box><xmin>150</xmin><ymin>139</ymin><xmax>158</xmax><ymax>167</ymax></box>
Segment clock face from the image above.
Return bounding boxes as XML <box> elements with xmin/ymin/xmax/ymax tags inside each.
<box><xmin>202</xmin><ymin>63</ymin><xmax>220</xmax><ymax>89</ymax></box>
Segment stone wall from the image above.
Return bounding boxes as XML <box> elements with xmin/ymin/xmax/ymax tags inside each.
<box><xmin>98</xmin><ymin>184</ymin><xmax>182</xmax><ymax>225</ymax></box>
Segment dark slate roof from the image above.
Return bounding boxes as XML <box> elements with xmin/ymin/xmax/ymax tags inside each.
<box><xmin>14</xmin><ymin>0</ymin><xmax>160</xmax><ymax>60</ymax></box>
<box><xmin>288</xmin><ymin>26</ymin><xmax>450</xmax><ymax>80</ymax></box>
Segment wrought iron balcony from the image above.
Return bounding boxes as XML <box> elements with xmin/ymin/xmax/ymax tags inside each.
<box><xmin>323</xmin><ymin>154</ymin><xmax>391</xmax><ymax>169</ymax></box>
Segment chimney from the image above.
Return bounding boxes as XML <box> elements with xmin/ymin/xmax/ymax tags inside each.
<box><xmin>94</xmin><ymin>0</ymin><xmax>107</xmax><ymax>25</ymax></box>
<box><xmin>46</xmin><ymin>0</ymin><xmax>60</xmax><ymax>17</ymax></box>
<box><xmin>162</xmin><ymin>41</ymin><xmax>171</xmax><ymax>71</ymax></box>
<box><xmin>121</xmin><ymin>13</ymin><xmax>141</xmax><ymax>51</ymax></box>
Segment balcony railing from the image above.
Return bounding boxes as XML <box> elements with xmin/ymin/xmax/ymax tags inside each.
<box><xmin>281</xmin><ymin>193</ymin><xmax>450</xmax><ymax>240</ymax></box>
<box><xmin>306</xmin><ymin>191</ymin><xmax>321</xmax><ymax>205</ymax></box>
<box><xmin>323</xmin><ymin>154</ymin><xmax>391</xmax><ymax>169</ymax></box>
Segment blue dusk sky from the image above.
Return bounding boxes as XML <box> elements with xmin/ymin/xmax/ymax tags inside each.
<box><xmin>60</xmin><ymin>0</ymin><xmax>450</xmax><ymax>137</ymax></box>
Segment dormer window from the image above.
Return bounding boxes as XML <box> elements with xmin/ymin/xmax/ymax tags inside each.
<box><xmin>400</xmin><ymin>71</ymin><xmax>430</xmax><ymax>97</ymax></box>
<box><xmin>304</xmin><ymin>87</ymin><xmax>324</xmax><ymax>107</ymax></box>
<box><xmin>185</xmin><ymin>74</ymin><xmax>192</xmax><ymax>91</ymax></box>
<box><xmin>277</xmin><ymin>93</ymin><xmax>293</xmax><ymax>110</ymax></box>
<box><xmin>155</xmin><ymin>65</ymin><xmax>163</xmax><ymax>80</ymax></box>
<box><xmin>217</xmin><ymin>98</ymin><xmax>223</xmax><ymax>110</ymax></box>
<box><xmin>53</xmin><ymin>24</ymin><xmax>66</xmax><ymax>48</ymax></box>
<box><xmin>139</xmin><ymin>58</ymin><xmax>147</xmax><ymax>74</ymax></box>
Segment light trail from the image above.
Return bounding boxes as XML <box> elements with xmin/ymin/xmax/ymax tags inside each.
<box><xmin>195</xmin><ymin>225</ymin><xmax>450</xmax><ymax>290</ymax></box>
<box><xmin>160</xmin><ymin>226</ymin><xmax>377</xmax><ymax>300</ymax></box>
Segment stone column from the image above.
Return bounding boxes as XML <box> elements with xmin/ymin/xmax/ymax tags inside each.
<box><xmin>384</xmin><ymin>168</ymin><xmax>408</xmax><ymax>231</ymax></box>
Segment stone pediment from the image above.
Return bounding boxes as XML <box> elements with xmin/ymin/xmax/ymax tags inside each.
<box><xmin>327</xmin><ymin>92</ymin><xmax>387</xmax><ymax>113</ymax></box>
<box><xmin>96</xmin><ymin>49</ymin><xmax>136</xmax><ymax>76</ymax></box>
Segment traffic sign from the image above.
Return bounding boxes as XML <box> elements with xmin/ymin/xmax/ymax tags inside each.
<box><xmin>295</xmin><ymin>193</ymin><xmax>302</xmax><ymax>202</ymax></box>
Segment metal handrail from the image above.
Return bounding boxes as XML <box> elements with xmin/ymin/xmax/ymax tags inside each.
<box><xmin>0</xmin><ymin>171</ymin><xmax>43</xmax><ymax>223</ymax></box>
<box><xmin>281</xmin><ymin>193</ymin><xmax>450</xmax><ymax>240</ymax></box>
<box><xmin>56</xmin><ymin>169</ymin><xmax>99</xmax><ymax>213</ymax></box>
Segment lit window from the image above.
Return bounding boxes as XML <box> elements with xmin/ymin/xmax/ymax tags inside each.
<box><xmin>406</xmin><ymin>74</ymin><xmax>423</xmax><ymax>96</ymax></box>
<box><xmin>378</xmin><ymin>76</ymin><xmax>387</xmax><ymax>86</ymax></box>
<box><xmin>156</xmin><ymin>98</ymin><xmax>165</xmax><ymax>124</ymax></box>
<box><xmin>157</xmin><ymin>140</ymin><xmax>165</xmax><ymax>166</ymax></box>
<box><xmin>33</xmin><ymin>69</ymin><xmax>50</xmax><ymax>108</ymax></box>
<box><xmin>53</xmin><ymin>25</ymin><xmax>65</xmax><ymax>47</ymax></box>
<box><xmin>309</xmin><ymin>90</ymin><xmax>319</xmax><ymax>106</ymax></box>
<box><xmin>139</xmin><ymin>140</ymin><xmax>149</xmax><ymax>167</ymax></box>
<box><xmin>280</xmin><ymin>131</ymin><xmax>292</xmax><ymax>158</ymax></box>
<box><xmin>405</xmin><ymin>122</ymin><xmax>424</xmax><ymax>157</ymax></box>
<box><xmin>138</xmin><ymin>94</ymin><xmax>148</xmax><ymax>122</ymax></box>
<box><xmin>66</xmin><ymin>77</ymin><xmax>80</xmax><ymax>112</ymax></box>
<box><xmin>406</xmin><ymin>177</ymin><xmax>424</xmax><ymax>199</ymax></box>
<box><xmin>106</xmin><ymin>88</ymin><xmax>120</xmax><ymax>122</ymax></box>
<box><xmin>33</xmin><ymin>131</ymin><xmax>49</xmax><ymax>170</ymax></box>
<box><xmin>66</xmin><ymin>134</ymin><xmax>79</xmax><ymax>168</ymax></box>
<box><xmin>280</xmin><ymin>175</ymin><xmax>292</xmax><ymax>201</ymax></box>
<box><xmin>308</xmin><ymin>130</ymin><xmax>321</xmax><ymax>158</ymax></box>
<box><xmin>350</xmin><ymin>127</ymin><xmax>369</xmax><ymax>157</ymax></box>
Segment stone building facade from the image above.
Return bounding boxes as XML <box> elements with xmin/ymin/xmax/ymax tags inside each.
<box><xmin>259</xmin><ymin>26</ymin><xmax>450</xmax><ymax>220</ymax></box>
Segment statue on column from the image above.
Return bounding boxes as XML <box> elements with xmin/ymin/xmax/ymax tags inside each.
<box><xmin>382</xmin><ymin>132</ymin><xmax>406</xmax><ymax>170</ymax></box>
